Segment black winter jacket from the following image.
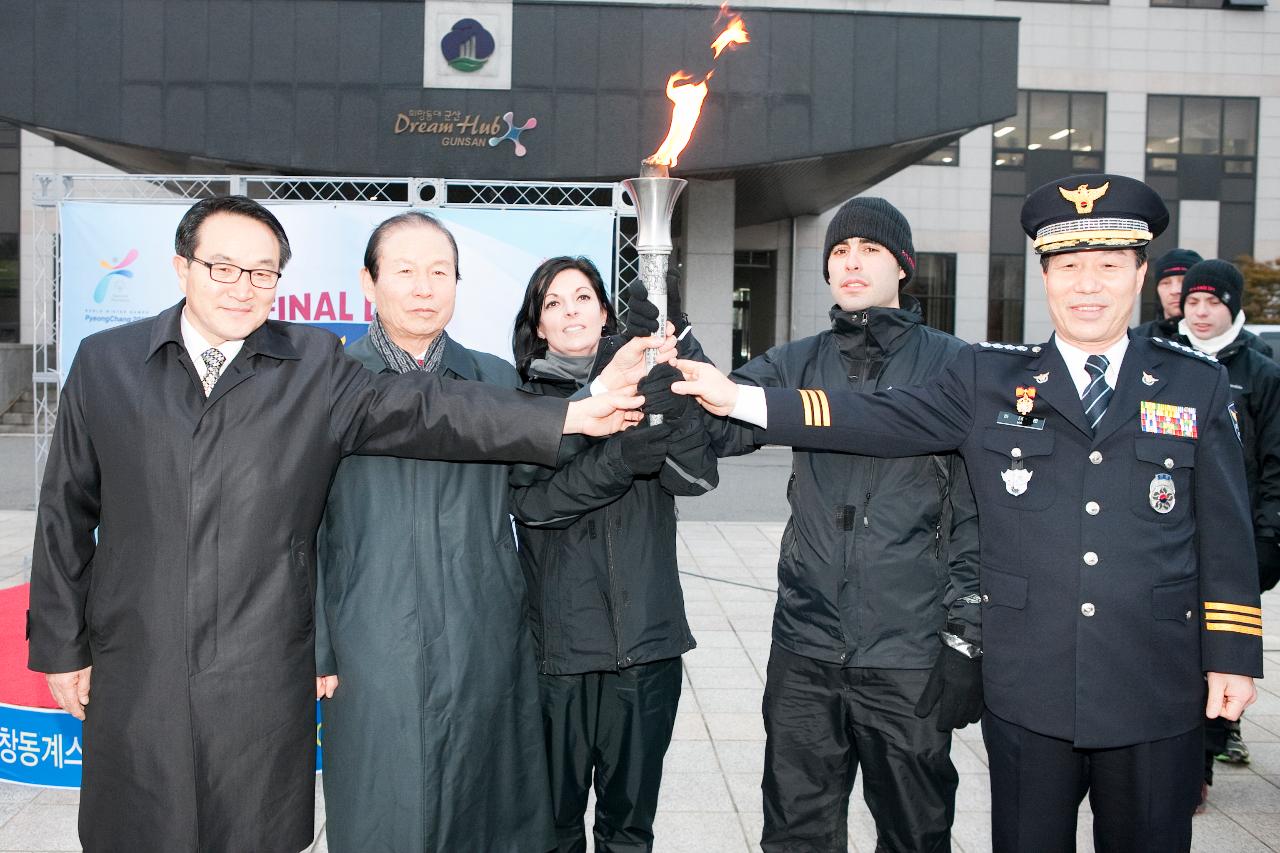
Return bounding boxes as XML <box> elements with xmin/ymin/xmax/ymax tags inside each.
<box><xmin>1176</xmin><ymin>331</ymin><xmax>1280</xmax><ymax>539</ymax></box>
<box><xmin>712</xmin><ymin>300</ymin><xmax>981</xmax><ymax>669</ymax></box>
<box><xmin>1137</xmin><ymin>316</ymin><xmax>1274</xmax><ymax>358</ymax></box>
<box><xmin>510</xmin><ymin>342</ymin><xmax>718</xmax><ymax>675</ymax></box>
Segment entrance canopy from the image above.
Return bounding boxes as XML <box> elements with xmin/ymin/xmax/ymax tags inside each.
<box><xmin>0</xmin><ymin>1</ymin><xmax>1018</xmax><ymax>224</ymax></box>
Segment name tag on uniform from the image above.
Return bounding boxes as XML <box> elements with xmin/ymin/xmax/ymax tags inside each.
<box><xmin>1140</xmin><ymin>402</ymin><xmax>1197</xmax><ymax>439</ymax></box>
<box><xmin>996</xmin><ymin>411</ymin><xmax>1045</xmax><ymax>430</ymax></box>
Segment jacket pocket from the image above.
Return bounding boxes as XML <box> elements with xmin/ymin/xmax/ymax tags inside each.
<box><xmin>1129</xmin><ymin>436</ymin><xmax>1195</xmax><ymax>525</ymax></box>
<box><xmin>289</xmin><ymin>536</ymin><xmax>315</xmax><ymax>638</ymax></box>
<box><xmin>979</xmin><ymin>566</ymin><xmax>1028</xmax><ymax>687</ymax></box>
<box><xmin>1152</xmin><ymin>576</ymin><xmax>1198</xmax><ymax>624</ymax></box>
<box><xmin>981</xmin><ymin>427</ymin><xmax>1057</xmax><ymax>511</ymax></box>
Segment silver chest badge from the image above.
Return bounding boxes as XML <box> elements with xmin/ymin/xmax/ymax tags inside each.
<box><xmin>1149</xmin><ymin>473</ymin><xmax>1175</xmax><ymax>514</ymax></box>
<box><xmin>1002</xmin><ymin>467</ymin><xmax>1033</xmax><ymax>497</ymax></box>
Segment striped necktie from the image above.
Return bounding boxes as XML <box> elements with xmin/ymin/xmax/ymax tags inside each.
<box><xmin>1081</xmin><ymin>354</ymin><xmax>1112</xmax><ymax>432</ymax></box>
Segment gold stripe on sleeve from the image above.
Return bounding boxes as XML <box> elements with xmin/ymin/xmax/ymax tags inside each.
<box><xmin>799</xmin><ymin>390</ymin><xmax>815</xmax><ymax>427</ymax></box>
<box><xmin>1204</xmin><ymin>612</ymin><xmax>1263</xmax><ymax>628</ymax></box>
<box><xmin>814</xmin><ymin>389</ymin><xmax>831</xmax><ymax>427</ymax></box>
<box><xmin>1205</xmin><ymin>622</ymin><xmax>1263</xmax><ymax>637</ymax></box>
<box><xmin>1203</xmin><ymin>602</ymin><xmax>1263</xmax><ymax>617</ymax></box>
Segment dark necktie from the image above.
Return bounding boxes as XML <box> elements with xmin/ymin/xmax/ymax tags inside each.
<box><xmin>1081</xmin><ymin>354</ymin><xmax>1112</xmax><ymax>432</ymax></box>
<box><xmin>201</xmin><ymin>348</ymin><xmax>226</xmax><ymax>397</ymax></box>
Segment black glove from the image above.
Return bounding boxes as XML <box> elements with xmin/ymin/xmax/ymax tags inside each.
<box><xmin>638</xmin><ymin>363</ymin><xmax>697</xmax><ymax>421</ymax></box>
<box><xmin>914</xmin><ymin>642</ymin><xmax>983</xmax><ymax>732</ymax></box>
<box><xmin>663</xmin><ymin>416</ymin><xmax>707</xmax><ymax>459</ymax></box>
<box><xmin>623</xmin><ymin>282</ymin><xmax>660</xmax><ymax>339</ymax></box>
<box><xmin>617</xmin><ymin>421</ymin><xmax>675</xmax><ymax>476</ymax></box>
<box><xmin>665</xmin><ymin>270</ymin><xmax>688</xmax><ymax>335</ymax></box>
<box><xmin>1258</xmin><ymin>536</ymin><xmax>1280</xmax><ymax>592</ymax></box>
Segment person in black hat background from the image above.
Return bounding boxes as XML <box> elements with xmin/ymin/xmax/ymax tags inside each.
<box><xmin>668</xmin><ymin>173</ymin><xmax>1263</xmax><ymax>853</ymax></box>
<box><xmin>690</xmin><ymin>196</ymin><xmax>983</xmax><ymax>852</ymax></box>
<box><xmin>1136</xmin><ymin>248</ymin><xmax>1272</xmax><ymax>356</ymax></box>
<box><xmin>1177</xmin><ymin>258</ymin><xmax>1280</xmax><ymax>787</ymax></box>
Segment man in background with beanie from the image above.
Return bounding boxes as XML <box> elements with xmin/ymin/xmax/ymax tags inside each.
<box><xmin>1177</xmin><ymin>258</ymin><xmax>1280</xmax><ymax>782</ymax></box>
<box><xmin>708</xmin><ymin>196</ymin><xmax>982</xmax><ymax>852</ymax></box>
<box><xmin>1136</xmin><ymin>247</ymin><xmax>1272</xmax><ymax>356</ymax></box>
<box><xmin>670</xmin><ymin>174</ymin><xmax>1262</xmax><ymax>852</ymax></box>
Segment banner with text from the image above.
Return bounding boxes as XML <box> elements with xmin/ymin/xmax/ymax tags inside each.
<box><xmin>59</xmin><ymin>201</ymin><xmax>616</xmax><ymax>372</ymax></box>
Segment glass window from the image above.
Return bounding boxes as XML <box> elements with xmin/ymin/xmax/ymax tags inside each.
<box><xmin>904</xmin><ymin>254</ymin><xmax>956</xmax><ymax>333</ymax></box>
<box><xmin>988</xmin><ymin>255</ymin><xmax>1026</xmax><ymax>342</ymax></box>
<box><xmin>1223</xmin><ymin>98</ymin><xmax>1257</xmax><ymax>156</ymax></box>
<box><xmin>993</xmin><ymin>92</ymin><xmax>1028</xmax><ymax>151</ymax></box>
<box><xmin>1146</xmin><ymin>96</ymin><xmax>1181</xmax><ymax>154</ymax></box>
<box><xmin>1029</xmin><ymin>91</ymin><xmax>1071</xmax><ymax>151</ymax></box>
<box><xmin>920</xmin><ymin>140</ymin><xmax>960</xmax><ymax>167</ymax></box>
<box><xmin>1182</xmin><ymin>98</ymin><xmax>1222</xmax><ymax>155</ymax></box>
<box><xmin>1070</xmin><ymin>93</ymin><xmax>1105</xmax><ymax>153</ymax></box>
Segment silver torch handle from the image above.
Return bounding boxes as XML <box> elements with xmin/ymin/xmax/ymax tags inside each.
<box><xmin>638</xmin><ymin>254</ymin><xmax>668</xmax><ymax>425</ymax></box>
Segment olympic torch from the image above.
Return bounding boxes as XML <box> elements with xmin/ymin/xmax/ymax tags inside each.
<box><xmin>623</xmin><ymin>6</ymin><xmax>748</xmax><ymax>425</ymax></box>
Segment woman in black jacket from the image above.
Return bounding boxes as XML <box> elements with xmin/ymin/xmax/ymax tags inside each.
<box><xmin>510</xmin><ymin>257</ymin><xmax>718</xmax><ymax>853</ymax></box>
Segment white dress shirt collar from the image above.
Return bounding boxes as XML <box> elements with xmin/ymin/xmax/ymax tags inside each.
<box><xmin>180</xmin><ymin>310</ymin><xmax>245</xmax><ymax>379</ymax></box>
<box><xmin>1054</xmin><ymin>334</ymin><xmax>1129</xmax><ymax>397</ymax></box>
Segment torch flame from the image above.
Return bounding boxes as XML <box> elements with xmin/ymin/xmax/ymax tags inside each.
<box><xmin>644</xmin><ymin>5</ymin><xmax>750</xmax><ymax>168</ymax></box>
<box><xmin>711</xmin><ymin>17</ymin><xmax>749</xmax><ymax>58</ymax></box>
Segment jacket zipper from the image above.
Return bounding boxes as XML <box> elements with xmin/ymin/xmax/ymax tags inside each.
<box><xmin>604</xmin><ymin>503</ymin><xmax>624</xmax><ymax>669</ymax></box>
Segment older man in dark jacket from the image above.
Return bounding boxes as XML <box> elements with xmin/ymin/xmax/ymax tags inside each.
<box><xmin>711</xmin><ymin>198</ymin><xmax>982</xmax><ymax>853</ymax></box>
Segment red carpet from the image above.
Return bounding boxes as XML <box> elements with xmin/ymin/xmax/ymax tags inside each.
<box><xmin>0</xmin><ymin>584</ymin><xmax>58</xmax><ymax>708</ymax></box>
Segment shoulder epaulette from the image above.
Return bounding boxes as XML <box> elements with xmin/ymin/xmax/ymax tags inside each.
<box><xmin>1149</xmin><ymin>337</ymin><xmax>1220</xmax><ymax>366</ymax></box>
<box><xmin>975</xmin><ymin>341</ymin><xmax>1043</xmax><ymax>357</ymax></box>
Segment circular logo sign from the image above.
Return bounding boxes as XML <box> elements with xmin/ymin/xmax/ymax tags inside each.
<box><xmin>440</xmin><ymin>19</ymin><xmax>495</xmax><ymax>73</ymax></box>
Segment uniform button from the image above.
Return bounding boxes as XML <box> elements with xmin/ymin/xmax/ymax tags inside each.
<box><xmin>1185</xmin><ymin>610</ymin><xmax>1192</xmax><ymax>621</ymax></box>
<box><xmin>1083</xmin><ymin>551</ymin><xmax>1098</xmax><ymax>566</ymax></box>
<box><xmin>981</xmin><ymin>594</ymin><xmax>990</xmax><ymax>603</ymax></box>
<box><xmin>1164</xmin><ymin>458</ymin><xmax>1175</xmax><ymax>469</ymax></box>
<box><xmin>1089</xmin><ymin>451</ymin><xmax>1103</xmax><ymax>465</ymax></box>
<box><xmin>1011</xmin><ymin>447</ymin><xmax>1022</xmax><ymax>459</ymax></box>
<box><xmin>1085</xmin><ymin>501</ymin><xmax>1100</xmax><ymax>515</ymax></box>
<box><xmin>1081</xmin><ymin>602</ymin><xmax>1096</xmax><ymax>617</ymax></box>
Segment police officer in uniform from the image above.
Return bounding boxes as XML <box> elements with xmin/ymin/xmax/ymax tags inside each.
<box><xmin>670</xmin><ymin>173</ymin><xmax>1263</xmax><ymax>853</ymax></box>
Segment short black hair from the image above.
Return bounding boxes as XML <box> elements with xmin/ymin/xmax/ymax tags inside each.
<box><xmin>174</xmin><ymin>195</ymin><xmax>292</xmax><ymax>268</ymax></box>
<box><xmin>1039</xmin><ymin>245</ymin><xmax>1148</xmax><ymax>272</ymax></box>
<box><xmin>512</xmin><ymin>256</ymin><xmax>617</xmax><ymax>381</ymax></box>
<box><xmin>363</xmin><ymin>211</ymin><xmax>460</xmax><ymax>282</ymax></box>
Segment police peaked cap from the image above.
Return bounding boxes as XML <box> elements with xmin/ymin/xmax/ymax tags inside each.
<box><xmin>1020</xmin><ymin>173</ymin><xmax>1169</xmax><ymax>256</ymax></box>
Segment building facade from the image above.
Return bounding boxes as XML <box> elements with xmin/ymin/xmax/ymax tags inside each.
<box><xmin>0</xmin><ymin>0</ymin><xmax>1275</xmax><ymax>369</ymax></box>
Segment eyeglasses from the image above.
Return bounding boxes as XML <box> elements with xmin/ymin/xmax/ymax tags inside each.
<box><xmin>188</xmin><ymin>257</ymin><xmax>281</xmax><ymax>289</ymax></box>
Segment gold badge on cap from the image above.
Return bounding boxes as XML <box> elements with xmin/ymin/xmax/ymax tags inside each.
<box><xmin>1015</xmin><ymin>386</ymin><xmax>1036</xmax><ymax>417</ymax></box>
<box><xmin>1059</xmin><ymin>181</ymin><xmax>1110</xmax><ymax>215</ymax></box>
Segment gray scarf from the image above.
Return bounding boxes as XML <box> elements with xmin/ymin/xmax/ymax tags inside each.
<box><xmin>528</xmin><ymin>351</ymin><xmax>595</xmax><ymax>387</ymax></box>
<box><xmin>369</xmin><ymin>314</ymin><xmax>448</xmax><ymax>375</ymax></box>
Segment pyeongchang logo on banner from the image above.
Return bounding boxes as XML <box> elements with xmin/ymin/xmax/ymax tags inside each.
<box><xmin>423</xmin><ymin>0</ymin><xmax>512</xmax><ymax>90</ymax></box>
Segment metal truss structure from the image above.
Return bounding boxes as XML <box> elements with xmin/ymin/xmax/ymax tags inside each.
<box><xmin>30</xmin><ymin>174</ymin><xmax>640</xmax><ymax>488</ymax></box>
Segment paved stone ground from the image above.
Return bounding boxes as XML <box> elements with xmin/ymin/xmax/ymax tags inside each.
<box><xmin>1</xmin><ymin>514</ymin><xmax>1277</xmax><ymax>851</ymax></box>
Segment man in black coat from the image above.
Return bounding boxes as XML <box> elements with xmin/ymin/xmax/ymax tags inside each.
<box><xmin>706</xmin><ymin>198</ymin><xmax>981</xmax><ymax>853</ymax></box>
<box><xmin>670</xmin><ymin>174</ymin><xmax>1263</xmax><ymax>853</ymax></box>
<box><xmin>1174</xmin><ymin>258</ymin><xmax>1280</xmax><ymax>778</ymax></box>
<box><xmin>26</xmin><ymin>196</ymin><xmax>640</xmax><ymax>852</ymax></box>
<box><xmin>1135</xmin><ymin>247</ymin><xmax>1272</xmax><ymax>357</ymax></box>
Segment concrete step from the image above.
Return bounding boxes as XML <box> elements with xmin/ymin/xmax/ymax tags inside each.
<box><xmin>1</xmin><ymin>412</ymin><xmax>34</xmax><ymax>426</ymax></box>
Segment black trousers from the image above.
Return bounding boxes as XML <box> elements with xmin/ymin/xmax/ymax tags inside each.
<box><xmin>761</xmin><ymin>645</ymin><xmax>958</xmax><ymax>853</ymax></box>
<box><xmin>982</xmin><ymin>712</ymin><xmax>1202</xmax><ymax>853</ymax></box>
<box><xmin>537</xmin><ymin>658</ymin><xmax>683</xmax><ymax>853</ymax></box>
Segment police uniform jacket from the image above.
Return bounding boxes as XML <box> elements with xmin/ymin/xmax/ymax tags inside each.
<box><xmin>712</xmin><ymin>302</ymin><xmax>981</xmax><ymax>669</ymax></box>
<box><xmin>757</xmin><ymin>333</ymin><xmax>1263</xmax><ymax>749</ymax></box>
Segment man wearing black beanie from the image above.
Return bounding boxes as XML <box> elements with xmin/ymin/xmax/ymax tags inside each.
<box><xmin>1178</xmin><ymin>258</ymin><xmax>1280</xmax><ymax>791</ymax></box>
<box><xmin>1136</xmin><ymin>247</ymin><xmax>1272</xmax><ymax>356</ymax></box>
<box><xmin>706</xmin><ymin>196</ymin><xmax>981</xmax><ymax>852</ymax></box>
